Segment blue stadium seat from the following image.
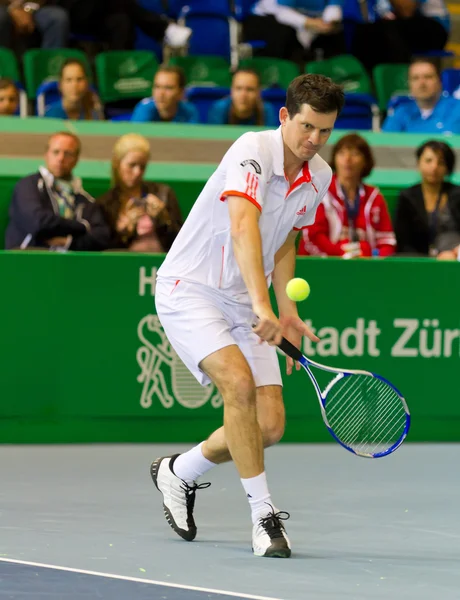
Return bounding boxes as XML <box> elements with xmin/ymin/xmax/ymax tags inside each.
<box><xmin>179</xmin><ymin>2</ymin><xmax>239</xmax><ymax>67</ymax></box>
<box><xmin>185</xmin><ymin>85</ymin><xmax>230</xmax><ymax>123</ymax></box>
<box><xmin>261</xmin><ymin>88</ymin><xmax>286</xmax><ymax>116</ymax></box>
<box><xmin>36</xmin><ymin>81</ymin><xmax>61</xmax><ymax>116</ymax></box>
<box><xmin>442</xmin><ymin>68</ymin><xmax>460</xmax><ymax>95</ymax></box>
<box><xmin>335</xmin><ymin>93</ymin><xmax>380</xmax><ymax>131</ymax></box>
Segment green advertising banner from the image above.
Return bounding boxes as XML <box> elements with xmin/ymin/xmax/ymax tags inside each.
<box><xmin>0</xmin><ymin>252</ymin><xmax>458</xmax><ymax>444</ymax></box>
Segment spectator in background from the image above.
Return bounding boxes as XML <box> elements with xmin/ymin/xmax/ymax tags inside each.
<box><xmin>382</xmin><ymin>59</ymin><xmax>460</xmax><ymax>134</ymax></box>
<box><xmin>246</xmin><ymin>0</ymin><xmax>345</xmax><ymax>61</ymax></box>
<box><xmin>394</xmin><ymin>140</ymin><xmax>460</xmax><ymax>258</ymax></box>
<box><xmin>131</xmin><ymin>66</ymin><xmax>199</xmax><ymax>124</ymax></box>
<box><xmin>96</xmin><ymin>134</ymin><xmax>182</xmax><ymax>252</ymax></box>
<box><xmin>44</xmin><ymin>59</ymin><xmax>104</xmax><ymax>121</ymax></box>
<box><xmin>5</xmin><ymin>132</ymin><xmax>110</xmax><ymax>251</ymax></box>
<box><xmin>58</xmin><ymin>0</ymin><xmax>190</xmax><ymax>51</ymax></box>
<box><xmin>349</xmin><ymin>0</ymin><xmax>449</xmax><ymax>72</ymax></box>
<box><xmin>208</xmin><ymin>70</ymin><xmax>278</xmax><ymax>127</ymax></box>
<box><xmin>298</xmin><ymin>133</ymin><xmax>396</xmax><ymax>257</ymax></box>
<box><xmin>0</xmin><ymin>0</ymin><xmax>69</xmax><ymax>49</ymax></box>
<box><xmin>0</xmin><ymin>78</ymin><xmax>19</xmax><ymax>116</ymax></box>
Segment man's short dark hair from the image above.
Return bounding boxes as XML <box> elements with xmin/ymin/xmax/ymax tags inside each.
<box><xmin>155</xmin><ymin>65</ymin><xmax>186</xmax><ymax>89</ymax></box>
<box><xmin>416</xmin><ymin>140</ymin><xmax>455</xmax><ymax>175</ymax></box>
<box><xmin>286</xmin><ymin>74</ymin><xmax>344</xmax><ymax>118</ymax></box>
<box><xmin>409</xmin><ymin>57</ymin><xmax>441</xmax><ymax>79</ymax></box>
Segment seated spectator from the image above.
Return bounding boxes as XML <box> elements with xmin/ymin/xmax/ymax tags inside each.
<box><xmin>5</xmin><ymin>132</ymin><xmax>111</xmax><ymax>251</ymax></box>
<box><xmin>59</xmin><ymin>0</ymin><xmax>191</xmax><ymax>51</ymax></box>
<box><xmin>45</xmin><ymin>59</ymin><xmax>103</xmax><ymax>121</ymax></box>
<box><xmin>0</xmin><ymin>0</ymin><xmax>69</xmax><ymax>49</ymax></box>
<box><xmin>382</xmin><ymin>59</ymin><xmax>460</xmax><ymax>134</ymax></box>
<box><xmin>131</xmin><ymin>66</ymin><xmax>199</xmax><ymax>124</ymax></box>
<box><xmin>0</xmin><ymin>78</ymin><xmax>19</xmax><ymax>116</ymax></box>
<box><xmin>208</xmin><ymin>69</ymin><xmax>278</xmax><ymax>127</ymax></box>
<box><xmin>394</xmin><ymin>140</ymin><xmax>460</xmax><ymax>258</ymax></box>
<box><xmin>348</xmin><ymin>0</ymin><xmax>449</xmax><ymax>72</ymax></box>
<box><xmin>96</xmin><ymin>133</ymin><xmax>182</xmax><ymax>252</ymax></box>
<box><xmin>246</xmin><ymin>0</ymin><xmax>345</xmax><ymax>61</ymax></box>
<box><xmin>298</xmin><ymin>133</ymin><xmax>396</xmax><ymax>257</ymax></box>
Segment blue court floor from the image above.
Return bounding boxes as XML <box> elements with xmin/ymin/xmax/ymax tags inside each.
<box><xmin>0</xmin><ymin>444</ymin><xmax>459</xmax><ymax>600</ymax></box>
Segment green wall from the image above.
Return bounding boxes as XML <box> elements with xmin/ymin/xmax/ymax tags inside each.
<box><xmin>0</xmin><ymin>252</ymin><xmax>458</xmax><ymax>444</ymax></box>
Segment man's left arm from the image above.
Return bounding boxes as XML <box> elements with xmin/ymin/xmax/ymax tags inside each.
<box><xmin>272</xmin><ymin>231</ymin><xmax>319</xmax><ymax>374</ymax></box>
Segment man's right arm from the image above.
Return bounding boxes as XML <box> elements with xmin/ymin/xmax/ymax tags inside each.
<box><xmin>228</xmin><ymin>196</ymin><xmax>283</xmax><ymax>345</ymax></box>
<box><xmin>382</xmin><ymin>106</ymin><xmax>406</xmax><ymax>132</ymax></box>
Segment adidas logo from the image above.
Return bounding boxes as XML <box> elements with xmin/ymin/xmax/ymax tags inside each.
<box><xmin>296</xmin><ymin>206</ymin><xmax>306</xmax><ymax>216</ymax></box>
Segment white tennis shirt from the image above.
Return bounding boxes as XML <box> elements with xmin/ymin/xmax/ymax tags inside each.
<box><xmin>158</xmin><ymin>126</ymin><xmax>332</xmax><ymax>303</ymax></box>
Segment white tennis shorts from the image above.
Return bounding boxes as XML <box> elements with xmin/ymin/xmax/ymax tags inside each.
<box><xmin>155</xmin><ymin>277</ymin><xmax>283</xmax><ymax>388</ymax></box>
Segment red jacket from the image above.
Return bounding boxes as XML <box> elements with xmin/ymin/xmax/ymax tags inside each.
<box><xmin>298</xmin><ymin>175</ymin><xmax>396</xmax><ymax>257</ymax></box>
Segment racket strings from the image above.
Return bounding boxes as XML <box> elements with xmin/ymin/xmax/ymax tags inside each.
<box><xmin>324</xmin><ymin>374</ymin><xmax>407</xmax><ymax>457</ymax></box>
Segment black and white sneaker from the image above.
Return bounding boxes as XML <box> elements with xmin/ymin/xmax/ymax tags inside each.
<box><xmin>252</xmin><ymin>506</ymin><xmax>291</xmax><ymax>558</ymax></box>
<box><xmin>150</xmin><ymin>454</ymin><xmax>210</xmax><ymax>542</ymax></box>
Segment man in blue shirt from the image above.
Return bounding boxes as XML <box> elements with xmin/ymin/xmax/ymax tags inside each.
<box><xmin>208</xmin><ymin>69</ymin><xmax>278</xmax><ymax>127</ymax></box>
<box><xmin>382</xmin><ymin>59</ymin><xmax>460</xmax><ymax>134</ymax></box>
<box><xmin>131</xmin><ymin>66</ymin><xmax>199</xmax><ymax>123</ymax></box>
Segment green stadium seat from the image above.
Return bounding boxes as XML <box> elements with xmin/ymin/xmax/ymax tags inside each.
<box><xmin>23</xmin><ymin>48</ymin><xmax>91</xmax><ymax>99</ymax></box>
<box><xmin>373</xmin><ymin>64</ymin><xmax>410</xmax><ymax>111</ymax></box>
<box><xmin>95</xmin><ymin>51</ymin><xmax>158</xmax><ymax>104</ymax></box>
<box><xmin>238</xmin><ymin>57</ymin><xmax>300</xmax><ymax>89</ymax></box>
<box><xmin>305</xmin><ymin>55</ymin><xmax>373</xmax><ymax>95</ymax></box>
<box><xmin>169</xmin><ymin>55</ymin><xmax>232</xmax><ymax>87</ymax></box>
<box><xmin>0</xmin><ymin>48</ymin><xmax>21</xmax><ymax>82</ymax></box>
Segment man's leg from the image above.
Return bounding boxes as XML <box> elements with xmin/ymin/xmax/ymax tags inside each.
<box><xmin>0</xmin><ymin>7</ymin><xmax>13</xmax><ymax>49</ymax></box>
<box><xmin>34</xmin><ymin>6</ymin><xmax>70</xmax><ymax>48</ymax></box>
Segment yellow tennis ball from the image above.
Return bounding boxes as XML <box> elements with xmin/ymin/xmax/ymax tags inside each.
<box><xmin>286</xmin><ymin>278</ymin><xmax>310</xmax><ymax>302</ymax></box>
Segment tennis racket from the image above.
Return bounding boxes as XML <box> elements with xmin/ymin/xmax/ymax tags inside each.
<box><xmin>279</xmin><ymin>337</ymin><xmax>411</xmax><ymax>458</ymax></box>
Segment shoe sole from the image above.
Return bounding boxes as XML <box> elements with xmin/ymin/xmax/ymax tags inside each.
<box><xmin>150</xmin><ymin>458</ymin><xmax>196</xmax><ymax>542</ymax></box>
<box><xmin>253</xmin><ymin>540</ymin><xmax>292</xmax><ymax>558</ymax></box>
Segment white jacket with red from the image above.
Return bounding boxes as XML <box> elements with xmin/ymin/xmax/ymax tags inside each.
<box><xmin>298</xmin><ymin>175</ymin><xmax>396</xmax><ymax>257</ymax></box>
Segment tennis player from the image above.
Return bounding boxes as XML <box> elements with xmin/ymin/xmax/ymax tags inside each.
<box><xmin>151</xmin><ymin>74</ymin><xmax>344</xmax><ymax>558</ymax></box>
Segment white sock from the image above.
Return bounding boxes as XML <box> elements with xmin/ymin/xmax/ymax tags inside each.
<box><xmin>241</xmin><ymin>472</ymin><xmax>273</xmax><ymax>524</ymax></box>
<box><xmin>172</xmin><ymin>442</ymin><xmax>216</xmax><ymax>484</ymax></box>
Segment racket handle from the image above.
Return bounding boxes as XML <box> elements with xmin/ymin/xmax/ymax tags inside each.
<box><xmin>278</xmin><ymin>337</ymin><xmax>304</xmax><ymax>361</ymax></box>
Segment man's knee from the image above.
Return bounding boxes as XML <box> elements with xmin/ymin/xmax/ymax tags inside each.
<box><xmin>221</xmin><ymin>367</ymin><xmax>256</xmax><ymax>410</ymax></box>
<box><xmin>261</xmin><ymin>418</ymin><xmax>285</xmax><ymax>447</ymax></box>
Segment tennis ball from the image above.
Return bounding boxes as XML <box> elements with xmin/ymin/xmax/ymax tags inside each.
<box><xmin>286</xmin><ymin>278</ymin><xmax>310</xmax><ymax>302</ymax></box>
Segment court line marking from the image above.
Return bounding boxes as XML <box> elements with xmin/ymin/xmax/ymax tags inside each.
<box><xmin>0</xmin><ymin>558</ymin><xmax>284</xmax><ymax>600</ymax></box>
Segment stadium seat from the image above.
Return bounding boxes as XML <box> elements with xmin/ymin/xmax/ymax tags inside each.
<box><xmin>184</xmin><ymin>85</ymin><xmax>230</xmax><ymax>123</ymax></box>
<box><xmin>178</xmin><ymin>2</ymin><xmax>239</xmax><ymax>68</ymax></box>
<box><xmin>23</xmin><ymin>49</ymin><xmax>91</xmax><ymax>99</ymax></box>
<box><xmin>261</xmin><ymin>88</ymin><xmax>286</xmax><ymax>117</ymax></box>
<box><xmin>169</xmin><ymin>55</ymin><xmax>232</xmax><ymax>87</ymax></box>
<box><xmin>306</xmin><ymin>55</ymin><xmax>373</xmax><ymax>95</ymax></box>
<box><xmin>95</xmin><ymin>51</ymin><xmax>158</xmax><ymax>104</ymax></box>
<box><xmin>441</xmin><ymin>68</ymin><xmax>460</xmax><ymax>95</ymax></box>
<box><xmin>0</xmin><ymin>48</ymin><xmax>20</xmax><ymax>82</ymax></box>
<box><xmin>373</xmin><ymin>64</ymin><xmax>409</xmax><ymax>112</ymax></box>
<box><xmin>336</xmin><ymin>93</ymin><xmax>380</xmax><ymax>131</ymax></box>
<box><xmin>239</xmin><ymin>57</ymin><xmax>300</xmax><ymax>89</ymax></box>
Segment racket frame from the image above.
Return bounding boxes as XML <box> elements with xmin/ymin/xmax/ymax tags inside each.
<box><xmin>279</xmin><ymin>337</ymin><xmax>411</xmax><ymax>458</ymax></box>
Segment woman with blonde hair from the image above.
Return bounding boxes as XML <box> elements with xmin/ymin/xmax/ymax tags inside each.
<box><xmin>97</xmin><ymin>133</ymin><xmax>182</xmax><ymax>252</ymax></box>
<box><xmin>45</xmin><ymin>58</ymin><xmax>103</xmax><ymax>121</ymax></box>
